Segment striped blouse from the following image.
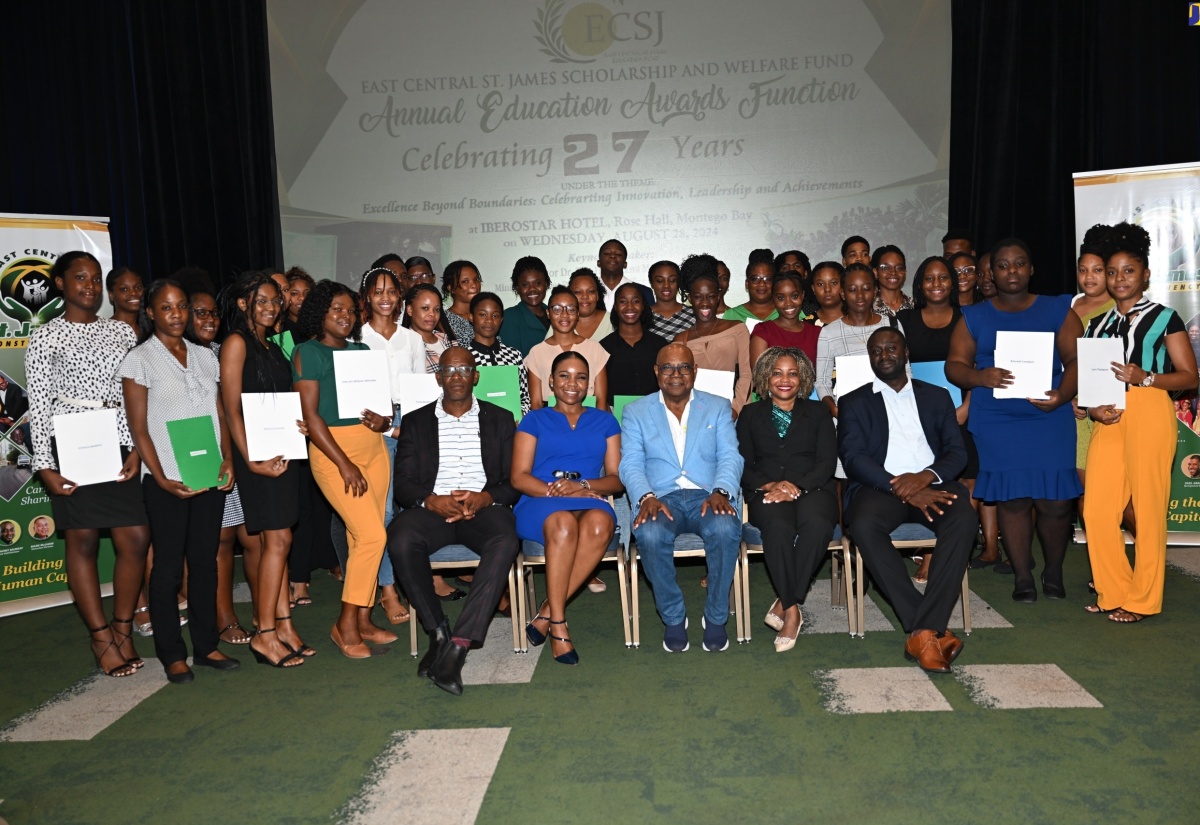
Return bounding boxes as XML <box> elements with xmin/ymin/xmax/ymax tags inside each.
<box><xmin>1084</xmin><ymin>298</ymin><xmax>1185</xmax><ymax>376</ymax></box>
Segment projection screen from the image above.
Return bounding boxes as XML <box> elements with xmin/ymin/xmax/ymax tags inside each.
<box><xmin>268</xmin><ymin>0</ymin><xmax>950</xmax><ymax>305</ymax></box>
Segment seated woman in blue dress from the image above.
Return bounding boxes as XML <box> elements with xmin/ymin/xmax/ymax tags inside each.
<box><xmin>511</xmin><ymin>351</ymin><xmax>624</xmax><ymax>665</ymax></box>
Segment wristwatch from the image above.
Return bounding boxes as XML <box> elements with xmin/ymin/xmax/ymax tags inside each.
<box><xmin>1141</xmin><ymin>372</ymin><xmax>1155</xmax><ymax>387</ymax></box>
<box><xmin>713</xmin><ymin>487</ymin><xmax>732</xmax><ymax>499</ymax></box>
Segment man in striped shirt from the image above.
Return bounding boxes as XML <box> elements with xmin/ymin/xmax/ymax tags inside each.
<box><xmin>388</xmin><ymin>346</ymin><xmax>521</xmax><ymax>695</ymax></box>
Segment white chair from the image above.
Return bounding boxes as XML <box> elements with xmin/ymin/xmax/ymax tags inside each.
<box><xmin>738</xmin><ymin>520</ymin><xmax>854</xmax><ymax>640</ymax></box>
<box><xmin>847</xmin><ymin>522</ymin><xmax>971</xmax><ymax>639</ymax></box>
<box><xmin>408</xmin><ymin>544</ymin><xmax>522</xmax><ymax>656</ymax></box>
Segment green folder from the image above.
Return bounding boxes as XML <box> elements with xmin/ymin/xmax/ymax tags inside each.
<box><xmin>475</xmin><ymin>365</ymin><xmax>523</xmax><ymax>420</ymax></box>
<box><xmin>269</xmin><ymin>330</ymin><xmax>296</xmax><ymax>361</ymax></box>
<box><xmin>165</xmin><ymin>415</ymin><xmax>224</xmax><ymax>491</ymax></box>
<box><xmin>610</xmin><ymin>395</ymin><xmax>640</xmax><ymax>425</ymax></box>
<box><xmin>546</xmin><ymin>395</ymin><xmax>596</xmax><ymax>409</ymax></box>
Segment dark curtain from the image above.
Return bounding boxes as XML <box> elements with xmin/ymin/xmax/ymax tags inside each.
<box><xmin>0</xmin><ymin>1</ymin><xmax>281</xmax><ymax>288</ymax></box>
<box><xmin>950</xmin><ymin>0</ymin><xmax>1200</xmax><ymax>294</ymax></box>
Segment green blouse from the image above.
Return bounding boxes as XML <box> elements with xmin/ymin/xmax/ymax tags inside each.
<box><xmin>291</xmin><ymin>338</ymin><xmax>370</xmax><ymax>427</ymax></box>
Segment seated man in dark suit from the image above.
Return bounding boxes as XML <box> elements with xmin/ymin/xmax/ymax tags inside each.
<box><xmin>839</xmin><ymin>328</ymin><xmax>977</xmax><ymax>673</ymax></box>
<box><xmin>388</xmin><ymin>347</ymin><xmax>521</xmax><ymax>695</ymax></box>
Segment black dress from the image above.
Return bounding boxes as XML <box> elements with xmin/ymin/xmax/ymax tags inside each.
<box><xmin>599</xmin><ymin>330</ymin><xmax>670</xmax><ymax>404</ymax></box>
<box><xmin>233</xmin><ymin>330</ymin><xmax>300</xmax><ymax>532</ymax></box>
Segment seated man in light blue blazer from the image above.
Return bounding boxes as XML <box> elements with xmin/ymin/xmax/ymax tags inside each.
<box><xmin>619</xmin><ymin>343</ymin><xmax>744</xmax><ymax>653</ymax></box>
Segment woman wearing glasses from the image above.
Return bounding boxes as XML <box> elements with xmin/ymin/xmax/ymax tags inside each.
<box><xmin>871</xmin><ymin>245</ymin><xmax>913</xmax><ymax>318</ymax></box>
<box><xmin>722</xmin><ymin>250</ymin><xmax>779</xmax><ymax>323</ymax></box>
<box><xmin>524</xmin><ymin>287</ymin><xmax>610</xmax><ymax>410</ymax></box>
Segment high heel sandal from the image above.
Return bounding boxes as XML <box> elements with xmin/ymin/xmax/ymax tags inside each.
<box><xmin>89</xmin><ymin>625</ymin><xmax>137</xmax><ymax>677</ymax></box>
<box><xmin>109</xmin><ymin>617</ymin><xmax>144</xmax><ymax>669</ymax></box>
<box><xmin>249</xmin><ymin>627</ymin><xmax>305</xmax><ymax>668</ymax></box>
<box><xmin>275</xmin><ymin>615</ymin><xmax>316</xmax><ymax>657</ymax></box>
<box><xmin>548</xmin><ymin>619</ymin><xmax>578</xmax><ymax>666</ymax></box>
<box><xmin>134</xmin><ymin>605</ymin><xmax>153</xmax><ymax>637</ymax></box>
<box><xmin>525</xmin><ymin>604</ymin><xmax>551</xmax><ymax>646</ymax></box>
<box><xmin>378</xmin><ymin>590</ymin><xmax>410</xmax><ymax>625</ymax></box>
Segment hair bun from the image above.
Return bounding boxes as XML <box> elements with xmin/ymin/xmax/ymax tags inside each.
<box><xmin>1105</xmin><ymin>221</ymin><xmax>1151</xmax><ymax>262</ymax></box>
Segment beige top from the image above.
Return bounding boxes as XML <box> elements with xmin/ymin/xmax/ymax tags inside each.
<box><xmin>524</xmin><ymin>336</ymin><xmax>611</xmax><ymax>400</ymax></box>
<box><xmin>684</xmin><ymin>323</ymin><xmax>752</xmax><ymax>415</ymax></box>
<box><xmin>577</xmin><ymin>313</ymin><xmax>613</xmax><ymax>341</ymax></box>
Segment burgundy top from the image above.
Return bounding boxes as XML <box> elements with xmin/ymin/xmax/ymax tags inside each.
<box><xmin>750</xmin><ymin>320</ymin><xmax>821</xmax><ymax>366</ymax></box>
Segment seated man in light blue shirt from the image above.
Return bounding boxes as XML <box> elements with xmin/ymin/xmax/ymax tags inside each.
<box><xmin>839</xmin><ymin>328</ymin><xmax>977</xmax><ymax>674</ymax></box>
<box><xmin>619</xmin><ymin>343</ymin><xmax>744</xmax><ymax>653</ymax></box>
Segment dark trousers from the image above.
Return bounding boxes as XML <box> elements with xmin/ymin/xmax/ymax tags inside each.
<box><xmin>747</xmin><ymin>487</ymin><xmax>839</xmax><ymax>610</ymax></box>
<box><xmin>143</xmin><ymin>478</ymin><xmax>225</xmax><ymax>664</ymax></box>
<box><xmin>847</xmin><ymin>482</ymin><xmax>976</xmax><ymax>634</ymax></box>
<box><xmin>288</xmin><ymin>460</ymin><xmax>336</xmax><ymax>582</ymax></box>
<box><xmin>387</xmin><ymin>505</ymin><xmax>519</xmax><ymax>646</ymax></box>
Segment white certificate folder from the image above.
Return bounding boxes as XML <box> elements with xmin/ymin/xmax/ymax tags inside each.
<box><xmin>994</xmin><ymin>331</ymin><xmax>1054</xmax><ymax>399</ymax></box>
<box><xmin>333</xmin><ymin>350</ymin><xmax>393</xmax><ymax>420</ymax></box>
<box><xmin>53</xmin><ymin>409</ymin><xmax>123</xmax><ymax>486</ymax></box>
<box><xmin>241</xmin><ymin>393</ymin><xmax>308</xmax><ymax>460</ymax></box>
<box><xmin>1076</xmin><ymin>338</ymin><xmax>1127</xmax><ymax>409</ymax></box>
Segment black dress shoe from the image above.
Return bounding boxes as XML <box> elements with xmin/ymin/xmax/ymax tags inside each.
<box><xmin>1041</xmin><ymin>578</ymin><xmax>1067</xmax><ymax>600</ymax></box>
<box><xmin>417</xmin><ymin>620</ymin><xmax>451</xmax><ymax>679</ymax></box>
<box><xmin>1012</xmin><ymin>586</ymin><xmax>1037</xmax><ymax>603</ymax></box>
<box><xmin>194</xmin><ymin>654</ymin><xmax>241</xmax><ymax>671</ymax></box>
<box><xmin>437</xmin><ymin>588</ymin><xmax>467</xmax><ymax>602</ymax></box>
<box><xmin>165</xmin><ymin>666</ymin><xmax>195</xmax><ymax>684</ymax></box>
<box><xmin>430</xmin><ymin>642</ymin><xmax>468</xmax><ymax>696</ymax></box>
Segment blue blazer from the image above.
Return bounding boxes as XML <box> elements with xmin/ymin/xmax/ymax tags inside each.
<box><xmin>837</xmin><ymin>378</ymin><xmax>966</xmax><ymax>507</ymax></box>
<box><xmin>619</xmin><ymin>390</ymin><xmax>744</xmax><ymax>504</ymax></box>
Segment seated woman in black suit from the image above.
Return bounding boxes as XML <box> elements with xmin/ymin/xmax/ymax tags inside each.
<box><xmin>736</xmin><ymin>347</ymin><xmax>839</xmax><ymax>652</ymax></box>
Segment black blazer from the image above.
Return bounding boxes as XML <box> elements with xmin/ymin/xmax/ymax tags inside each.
<box><xmin>392</xmin><ymin>399</ymin><xmax>519</xmax><ymax>510</ymax></box>
<box><xmin>837</xmin><ymin>378</ymin><xmax>966</xmax><ymax>505</ymax></box>
<box><xmin>736</xmin><ymin>398</ymin><xmax>837</xmax><ymax>496</ymax></box>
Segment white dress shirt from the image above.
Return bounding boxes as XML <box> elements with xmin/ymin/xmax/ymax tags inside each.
<box><xmin>872</xmin><ymin>377</ymin><xmax>937</xmax><ymax>479</ymax></box>
<box><xmin>658</xmin><ymin>390</ymin><xmax>701</xmax><ymax>490</ymax></box>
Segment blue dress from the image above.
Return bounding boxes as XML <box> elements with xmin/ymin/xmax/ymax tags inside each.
<box><xmin>513</xmin><ymin>407</ymin><xmax>619</xmax><ymax>542</ymax></box>
<box><xmin>963</xmin><ymin>295</ymin><xmax>1082</xmax><ymax>502</ymax></box>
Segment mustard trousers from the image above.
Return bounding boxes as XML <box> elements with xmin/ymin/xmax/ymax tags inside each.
<box><xmin>309</xmin><ymin>424</ymin><xmax>390</xmax><ymax>607</ymax></box>
<box><xmin>1082</xmin><ymin>387</ymin><xmax>1173</xmax><ymax>615</ymax></box>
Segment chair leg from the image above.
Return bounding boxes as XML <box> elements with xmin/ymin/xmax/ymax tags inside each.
<box><xmin>508</xmin><ymin>564</ymin><xmax>521</xmax><ymax>653</ymax></box>
<box><xmin>409</xmin><ymin>600</ymin><xmax>420</xmax><ymax>657</ymax></box>
<box><xmin>737</xmin><ymin>545</ymin><xmax>751</xmax><ymax>643</ymax></box>
<box><xmin>838</xmin><ymin>539</ymin><xmax>854</xmax><ymax>636</ymax></box>
<box><xmin>854</xmin><ymin>544</ymin><xmax>865</xmax><ymax>638</ymax></box>
<box><xmin>616</xmin><ymin>548</ymin><xmax>633</xmax><ymax>648</ymax></box>
<box><xmin>515</xmin><ymin>554</ymin><xmax>529</xmax><ymax>654</ymax></box>
<box><xmin>831</xmin><ymin>548</ymin><xmax>845</xmax><ymax>609</ymax></box>
<box><xmin>960</xmin><ymin>569</ymin><xmax>972</xmax><ymax>636</ymax></box>
<box><xmin>630</xmin><ymin>549</ymin><xmax>640</xmax><ymax>648</ymax></box>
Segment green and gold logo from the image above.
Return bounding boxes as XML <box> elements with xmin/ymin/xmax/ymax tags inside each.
<box><xmin>0</xmin><ymin>255</ymin><xmax>63</xmax><ymax>333</ymax></box>
<box><xmin>535</xmin><ymin>0</ymin><xmax>663</xmax><ymax>64</ymax></box>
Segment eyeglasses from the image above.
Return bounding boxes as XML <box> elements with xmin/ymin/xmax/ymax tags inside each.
<box><xmin>657</xmin><ymin>363</ymin><xmax>694</xmax><ymax>376</ymax></box>
<box><xmin>954</xmin><ymin>266</ymin><xmax>976</xmax><ymax>275</ymax></box>
<box><xmin>876</xmin><ymin>264</ymin><xmax>907</xmax><ymax>275</ymax></box>
<box><xmin>254</xmin><ymin>297</ymin><xmax>285</xmax><ymax>307</ymax></box>
<box><xmin>437</xmin><ymin>365</ymin><xmax>476</xmax><ymax>376</ymax></box>
<box><xmin>191</xmin><ymin>308</ymin><xmax>218</xmax><ymax>320</ymax></box>
<box><xmin>747</xmin><ymin>275</ymin><xmax>774</xmax><ymax>284</ymax></box>
<box><xmin>549</xmin><ymin>305</ymin><xmax>579</xmax><ymax>316</ymax></box>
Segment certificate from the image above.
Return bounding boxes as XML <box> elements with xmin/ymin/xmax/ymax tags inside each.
<box><xmin>694</xmin><ymin>368</ymin><xmax>735</xmax><ymax>400</ymax></box>
<box><xmin>475</xmin><ymin>365</ymin><xmax>522</xmax><ymax>419</ymax></box>
<box><xmin>52</xmin><ymin>409</ymin><xmax>123</xmax><ymax>487</ymax></box>
<box><xmin>1077</xmin><ymin>337</ymin><xmax>1126</xmax><ymax>409</ymax></box>
<box><xmin>994</xmin><ymin>331</ymin><xmax>1054</xmax><ymax>399</ymax></box>
<box><xmin>333</xmin><ymin>349</ymin><xmax>392</xmax><ymax>419</ymax></box>
<box><xmin>165</xmin><ymin>416</ymin><xmax>224</xmax><ymax>491</ymax></box>
<box><xmin>834</xmin><ymin>354</ymin><xmax>874</xmax><ymax>399</ymax></box>
<box><xmin>393</xmin><ymin>372</ymin><xmax>441</xmax><ymax>414</ymax></box>
<box><xmin>241</xmin><ymin>392</ymin><xmax>308</xmax><ymax>460</ymax></box>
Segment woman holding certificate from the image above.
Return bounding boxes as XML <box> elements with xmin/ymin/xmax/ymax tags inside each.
<box><xmin>1081</xmin><ymin>223</ymin><xmax>1197</xmax><ymax>623</ymax></box>
<box><xmin>27</xmin><ymin>251</ymin><xmax>150</xmax><ymax>678</ymax></box>
<box><xmin>220</xmin><ymin>272</ymin><xmax>306</xmax><ymax>667</ymax></box>
<box><xmin>946</xmin><ymin>239</ymin><xmax>1083</xmax><ymax>604</ymax></box>
<box><xmin>121</xmin><ymin>279</ymin><xmax>237</xmax><ymax>684</ymax></box>
<box><xmin>293</xmin><ymin>280</ymin><xmax>396</xmax><ymax>658</ymax></box>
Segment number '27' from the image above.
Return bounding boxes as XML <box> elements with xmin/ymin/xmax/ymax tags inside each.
<box><xmin>563</xmin><ymin>132</ymin><xmax>649</xmax><ymax>176</ymax></box>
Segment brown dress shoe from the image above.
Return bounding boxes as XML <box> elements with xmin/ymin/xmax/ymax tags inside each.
<box><xmin>938</xmin><ymin>630</ymin><xmax>963</xmax><ymax>664</ymax></box>
<box><xmin>904</xmin><ymin>629</ymin><xmax>951</xmax><ymax>673</ymax></box>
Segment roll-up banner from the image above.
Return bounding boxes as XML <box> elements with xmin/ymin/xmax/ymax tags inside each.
<box><xmin>1072</xmin><ymin>162</ymin><xmax>1200</xmax><ymax>544</ymax></box>
<box><xmin>0</xmin><ymin>214</ymin><xmax>114</xmax><ymax>615</ymax></box>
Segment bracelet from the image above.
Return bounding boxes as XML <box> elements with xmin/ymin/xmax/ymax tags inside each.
<box><xmin>637</xmin><ymin>492</ymin><xmax>657</xmax><ymax>506</ymax></box>
<box><xmin>579</xmin><ymin>478</ymin><xmax>591</xmax><ymax>490</ymax></box>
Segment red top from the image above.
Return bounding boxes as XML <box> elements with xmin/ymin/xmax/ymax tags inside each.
<box><xmin>750</xmin><ymin>320</ymin><xmax>821</xmax><ymax>366</ymax></box>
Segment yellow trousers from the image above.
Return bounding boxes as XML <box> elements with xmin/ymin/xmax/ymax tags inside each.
<box><xmin>309</xmin><ymin>424</ymin><xmax>389</xmax><ymax>607</ymax></box>
<box><xmin>1082</xmin><ymin>386</ymin><xmax>1173</xmax><ymax>615</ymax></box>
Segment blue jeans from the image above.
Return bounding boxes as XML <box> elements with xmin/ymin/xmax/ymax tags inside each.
<box><xmin>376</xmin><ymin>410</ymin><xmax>402</xmax><ymax>588</ymax></box>
<box><xmin>632</xmin><ymin>489</ymin><xmax>741</xmax><ymax>627</ymax></box>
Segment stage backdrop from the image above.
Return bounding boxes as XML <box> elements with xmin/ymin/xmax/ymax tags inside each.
<box><xmin>268</xmin><ymin>0</ymin><xmax>951</xmax><ymax>297</ymax></box>
<box><xmin>1072</xmin><ymin>162</ymin><xmax>1200</xmax><ymax>542</ymax></box>
<box><xmin>0</xmin><ymin>215</ymin><xmax>115</xmax><ymax>615</ymax></box>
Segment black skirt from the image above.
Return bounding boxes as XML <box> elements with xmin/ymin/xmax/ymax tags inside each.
<box><xmin>48</xmin><ymin>443</ymin><xmax>149</xmax><ymax>530</ymax></box>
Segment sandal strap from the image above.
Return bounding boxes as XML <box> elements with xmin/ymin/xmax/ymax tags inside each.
<box><xmin>87</xmin><ymin>623</ymin><xmax>110</xmax><ymax>635</ymax></box>
<box><xmin>134</xmin><ymin>606</ymin><xmax>150</xmax><ymax>614</ymax></box>
<box><xmin>548</xmin><ymin>633</ymin><xmax>573</xmax><ymax>643</ymax></box>
<box><xmin>112</xmin><ymin>616</ymin><xmax>133</xmax><ymax>624</ymax></box>
<box><xmin>275</xmin><ymin>615</ymin><xmax>293</xmax><ymax>622</ymax></box>
<box><xmin>258</xmin><ymin>627</ymin><xmax>277</xmax><ymax>634</ymax></box>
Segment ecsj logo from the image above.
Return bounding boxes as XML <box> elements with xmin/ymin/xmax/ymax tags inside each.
<box><xmin>1191</xmin><ymin>3</ymin><xmax>1200</xmax><ymax>25</ymax></box>
<box><xmin>0</xmin><ymin>253</ymin><xmax>62</xmax><ymax>336</ymax></box>
<box><xmin>536</xmin><ymin>1</ymin><xmax>664</xmax><ymax>64</ymax></box>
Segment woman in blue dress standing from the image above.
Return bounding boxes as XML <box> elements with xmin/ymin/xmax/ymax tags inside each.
<box><xmin>946</xmin><ymin>239</ymin><xmax>1083</xmax><ymax>603</ymax></box>
<box><xmin>511</xmin><ymin>351</ymin><xmax>624</xmax><ymax>664</ymax></box>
